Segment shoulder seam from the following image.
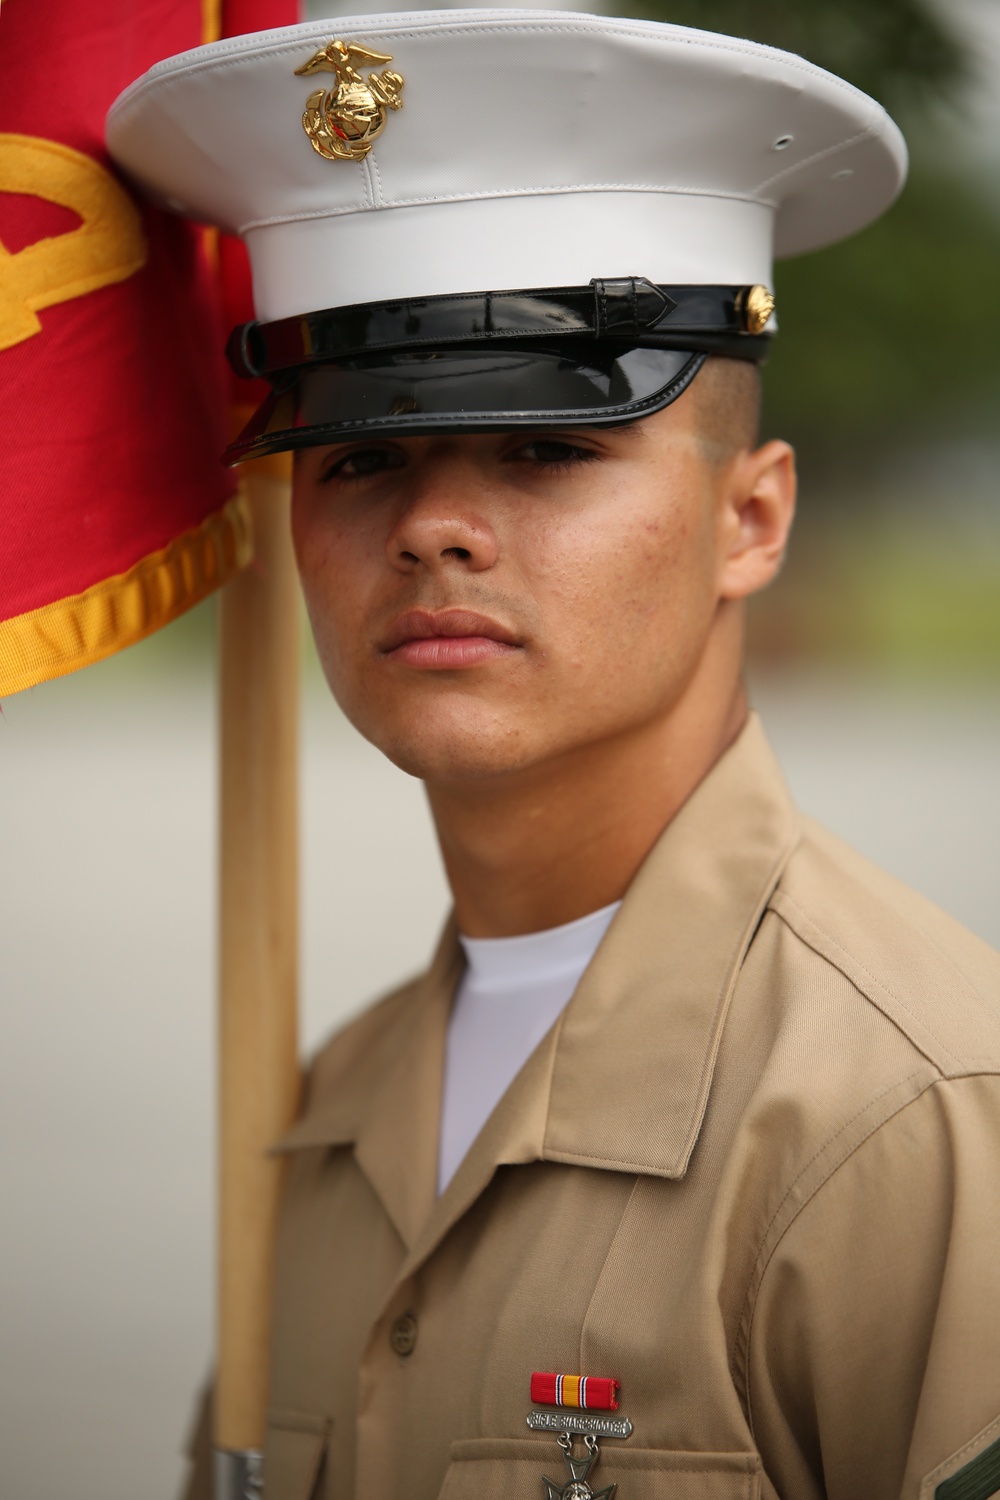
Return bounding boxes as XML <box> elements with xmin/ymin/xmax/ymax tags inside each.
<box><xmin>782</xmin><ymin>827</ymin><xmax>995</xmax><ymax>1012</ymax></box>
<box><xmin>768</xmin><ymin>890</ymin><xmax>999</xmax><ymax>1076</ymax></box>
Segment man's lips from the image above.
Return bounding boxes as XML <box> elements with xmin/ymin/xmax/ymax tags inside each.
<box><xmin>379</xmin><ymin>609</ymin><xmax>522</xmax><ymax>669</ymax></box>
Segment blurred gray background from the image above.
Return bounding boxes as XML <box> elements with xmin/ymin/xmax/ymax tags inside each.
<box><xmin>2</xmin><ymin>0</ymin><xmax>999</xmax><ymax>1496</ymax></box>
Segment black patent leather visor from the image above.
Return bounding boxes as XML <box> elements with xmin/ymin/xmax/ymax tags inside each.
<box><xmin>226</xmin><ymin>342</ymin><xmax>704</xmax><ymax>464</ymax></box>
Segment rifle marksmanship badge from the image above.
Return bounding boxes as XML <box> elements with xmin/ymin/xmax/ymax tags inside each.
<box><xmin>294</xmin><ymin>39</ymin><xmax>404</xmax><ymax>162</ymax></box>
<box><xmin>527</xmin><ymin>1372</ymin><xmax>632</xmax><ymax>1498</ymax></box>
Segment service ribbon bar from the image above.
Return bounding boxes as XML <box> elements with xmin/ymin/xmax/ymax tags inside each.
<box><xmin>530</xmin><ymin>1372</ymin><xmax>620</xmax><ymax>1411</ymax></box>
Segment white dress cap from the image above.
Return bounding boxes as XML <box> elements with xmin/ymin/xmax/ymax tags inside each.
<box><xmin>106</xmin><ymin>8</ymin><xmax>907</xmax><ymax>324</ymax></box>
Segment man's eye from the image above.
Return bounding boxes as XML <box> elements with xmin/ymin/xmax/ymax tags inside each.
<box><xmin>512</xmin><ymin>439</ymin><xmax>598</xmax><ymax>468</ymax></box>
<box><xmin>323</xmin><ymin>446</ymin><xmax>404</xmax><ymax>480</ymax></box>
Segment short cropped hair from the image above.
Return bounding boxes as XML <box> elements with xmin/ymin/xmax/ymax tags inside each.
<box><xmin>690</xmin><ymin>356</ymin><xmax>762</xmax><ymax>464</ymax></box>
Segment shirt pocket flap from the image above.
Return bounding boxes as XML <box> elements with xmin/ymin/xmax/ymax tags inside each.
<box><xmin>263</xmin><ymin>1410</ymin><xmax>331</xmax><ymax>1500</ymax></box>
<box><xmin>440</xmin><ymin>1438</ymin><xmax>761</xmax><ymax>1499</ymax></box>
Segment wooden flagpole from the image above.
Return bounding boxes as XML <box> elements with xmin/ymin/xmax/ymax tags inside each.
<box><xmin>215</xmin><ymin>461</ymin><xmax>301</xmax><ymax>1494</ymax></box>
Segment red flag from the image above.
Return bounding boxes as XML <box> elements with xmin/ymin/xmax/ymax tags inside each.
<box><xmin>0</xmin><ymin>0</ymin><xmax>296</xmax><ymax>698</ymax></box>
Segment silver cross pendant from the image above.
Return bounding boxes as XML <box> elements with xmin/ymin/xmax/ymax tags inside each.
<box><xmin>542</xmin><ymin>1432</ymin><xmax>616</xmax><ymax>1499</ymax></box>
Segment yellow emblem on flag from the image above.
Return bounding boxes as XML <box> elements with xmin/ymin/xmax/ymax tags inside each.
<box><xmin>294</xmin><ymin>39</ymin><xmax>404</xmax><ymax>163</ymax></box>
<box><xmin>0</xmin><ymin>134</ymin><xmax>147</xmax><ymax>351</ymax></box>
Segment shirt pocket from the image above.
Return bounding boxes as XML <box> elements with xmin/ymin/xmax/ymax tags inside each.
<box><xmin>262</xmin><ymin>1409</ymin><xmax>331</xmax><ymax>1500</ymax></box>
<box><xmin>439</xmin><ymin>1437</ymin><xmax>762</xmax><ymax>1499</ymax></box>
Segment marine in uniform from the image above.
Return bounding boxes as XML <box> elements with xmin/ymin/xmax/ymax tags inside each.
<box><xmin>107</xmin><ymin>12</ymin><xmax>1000</xmax><ymax>1500</ymax></box>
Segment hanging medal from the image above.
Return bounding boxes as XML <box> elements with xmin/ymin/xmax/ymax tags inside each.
<box><xmin>527</xmin><ymin>1372</ymin><xmax>632</xmax><ymax>1498</ymax></box>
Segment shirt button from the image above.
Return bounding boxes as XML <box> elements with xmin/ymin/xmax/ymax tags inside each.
<box><xmin>390</xmin><ymin>1313</ymin><xmax>418</xmax><ymax>1356</ymax></box>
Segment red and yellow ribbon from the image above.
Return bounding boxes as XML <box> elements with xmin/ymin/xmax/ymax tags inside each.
<box><xmin>530</xmin><ymin>1373</ymin><xmax>620</xmax><ymax>1412</ymax></box>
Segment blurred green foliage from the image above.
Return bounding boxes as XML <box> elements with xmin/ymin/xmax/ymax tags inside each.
<box><xmin>749</xmin><ymin>512</ymin><xmax>1000</xmax><ymax>669</ymax></box>
<box><xmin>630</xmin><ymin>0</ymin><xmax>968</xmax><ymax>111</ymax></box>
<box><xmin>763</xmin><ymin>166</ymin><xmax>1000</xmax><ymax>465</ymax></box>
<box><xmin>626</xmin><ymin>0</ymin><xmax>1000</xmax><ymax>473</ymax></box>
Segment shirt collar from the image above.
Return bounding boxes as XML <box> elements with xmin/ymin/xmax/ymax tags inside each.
<box><xmin>276</xmin><ymin>714</ymin><xmax>801</xmax><ymax>1250</ymax></box>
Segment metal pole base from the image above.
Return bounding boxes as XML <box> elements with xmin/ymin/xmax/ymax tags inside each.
<box><xmin>214</xmin><ymin>1448</ymin><xmax>263</xmax><ymax>1500</ymax></box>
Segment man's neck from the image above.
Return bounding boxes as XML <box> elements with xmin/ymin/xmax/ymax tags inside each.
<box><xmin>426</xmin><ymin>671</ymin><xmax>749</xmax><ymax>939</ymax></box>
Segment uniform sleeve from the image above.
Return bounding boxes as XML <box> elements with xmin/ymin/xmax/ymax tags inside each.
<box><xmin>745</xmin><ymin>1074</ymin><xmax>1000</xmax><ymax>1500</ymax></box>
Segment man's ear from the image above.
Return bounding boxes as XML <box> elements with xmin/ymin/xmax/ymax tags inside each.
<box><xmin>716</xmin><ymin>439</ymin><xmax>797</xmax><ymax>601</ymax></box>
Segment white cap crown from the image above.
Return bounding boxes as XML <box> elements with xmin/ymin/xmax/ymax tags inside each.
<box><xmin>107</xmin><ymin>9</ymin><xmax>907</xmax><ymax>322</ymax></box>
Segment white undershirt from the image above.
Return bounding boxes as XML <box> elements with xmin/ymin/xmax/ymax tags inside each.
<box><xmin>437</xmin><ymin>902</ymin><xmax>621</xmax><ymax>1194</ymax></box>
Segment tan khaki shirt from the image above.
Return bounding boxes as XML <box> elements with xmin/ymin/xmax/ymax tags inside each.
<box><xmin>186</xmin><ymin>716</ymin><xmax>1000</xmax><ymax>1500</ymax></box>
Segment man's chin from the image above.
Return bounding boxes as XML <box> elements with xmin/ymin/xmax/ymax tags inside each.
<box><xmin>348</xmin><ymin>707</ymin><xmax>545</xmax><ymax>784</ymax></box>
<box><xmin>371</xmin><ymin>733</ymin><xmax>541</xmax><ymax>784</ymax></box>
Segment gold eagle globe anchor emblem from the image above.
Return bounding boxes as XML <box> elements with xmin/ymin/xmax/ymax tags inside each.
<box><xmin>294</xmin><ymin>39</ymin><xmax>404</xmax><ymax>162</ymax></box>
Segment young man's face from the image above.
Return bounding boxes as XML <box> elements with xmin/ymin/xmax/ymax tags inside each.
<box><xmin>291</xmin><ymin>369</ymin><xmax>792</xmax><ymax>785</ymax></box>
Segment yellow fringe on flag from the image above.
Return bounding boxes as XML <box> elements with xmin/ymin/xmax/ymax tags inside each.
<box><xmin>0</xmin><ymin>493</ymin><xmax>253</xmax><ymax>696</ymax></box>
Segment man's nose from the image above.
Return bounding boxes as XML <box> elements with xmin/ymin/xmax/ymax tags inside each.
<box><xmin>385</xmin><ymin>474</ymin><xmax>500</xmax><ymax>574</ymax></box>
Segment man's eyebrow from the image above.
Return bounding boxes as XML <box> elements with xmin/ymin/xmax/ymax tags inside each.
<box><xmin>558</xmin><ymin>421</ymin><xmax>645</xmax><ymax>440</ymax></box>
